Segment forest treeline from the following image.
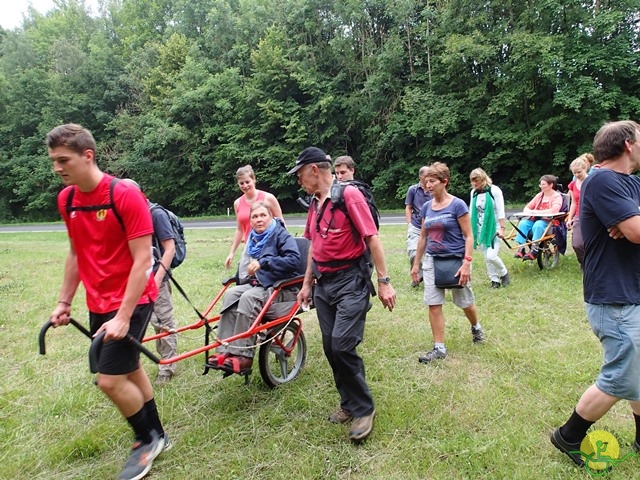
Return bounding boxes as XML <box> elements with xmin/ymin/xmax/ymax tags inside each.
<box><xmin>1</xmin><ymin>0</ymin><xmax>639</xmax><ymax>221</ymax></box>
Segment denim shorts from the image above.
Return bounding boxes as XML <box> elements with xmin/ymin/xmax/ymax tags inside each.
<box><xmin>422</xmin><ymin>255</ymin><xmax>475</xmax><ymax>308</ymax></box>
<box><xmin>585</xmin><ymin>303</ymin><xmax>640</xmax><ymax>401</ymax></box>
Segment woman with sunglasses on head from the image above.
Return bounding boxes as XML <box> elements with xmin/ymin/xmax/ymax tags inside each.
<box><xmin>411</xmin><ymin>162</ymin><xmax>485</xmax><ymax>364</ymax></box>
<box><xmin>469</xmin><ymin>168</ymin><xmax>510</xmax><ymax>288</ymax></box>
<box><xmin>514</xmin><ymin>175</ymin><xmax>563</xmax><ymax>261</ymax></box>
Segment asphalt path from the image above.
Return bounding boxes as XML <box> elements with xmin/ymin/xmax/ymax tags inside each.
<box><xmin>0</xmin><ymin>213</ymin><xmax>410</xmax><ymax>233</ymax></box>
<box><xmin>0</xmin><ymin>210</ymin><xmax>522</xmax><ymax>234</ymax></box>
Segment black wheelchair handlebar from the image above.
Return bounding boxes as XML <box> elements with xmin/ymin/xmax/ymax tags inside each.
<box><xmin>493</xmin><ymin>232</ymin><xmax>512</xmax><ymax>249</ymax></box>
<box><xmin>88</xmin><ymin>332</ymin><xmax>161</xmax><ymax>373</ymax></box>
<box><xmin>296</xmin><ymin>196</ymin><xmax>311</xmax><ymax>211</ymax></box>
<box><xmin>39</xmin><ymin>318</ymin><xmax>92</xmax><ymax>355</ymax></box>
<box><xmin>39</xmin><ymin>318</ymin><xmax>161</xmax><ymax>374</ymax></box>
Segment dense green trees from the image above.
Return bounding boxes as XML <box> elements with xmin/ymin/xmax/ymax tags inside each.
<box><xmin>1</xmin><ymin>0</ymin><xmax>638</xmax><ymax>221</ymax></box>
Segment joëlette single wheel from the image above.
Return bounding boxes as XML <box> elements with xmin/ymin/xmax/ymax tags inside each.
<box><xmin>258</xmin><ymin>319</ymin><xmax>306</xmax><ymax>388</ymax></box>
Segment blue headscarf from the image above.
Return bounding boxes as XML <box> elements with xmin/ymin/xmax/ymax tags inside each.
<box><xmin>246</xmin><ymin>219</ymin><xmax>277</xmax><ymax>258</ymax></box>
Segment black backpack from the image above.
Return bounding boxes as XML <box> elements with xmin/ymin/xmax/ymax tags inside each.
<box><xmin>330</xmin><ymin>180</ymin><xmax>380</xmax><ymax>232</ymax></box>
<box><xmin>150</xmin><ymin>203</ymin><xmax>187</xmax><ymax>269</ymax></box>
<box><xmin>65</xmin><ymin>179</ymin><xmax>186</xmax><ymax>269</ymax></box>
<box><xmin>307</xmin><ymin>180</ymin><xmax>378</xmax><ymax>295</ymax></box>
<box><xmin>307</xmin><ymin>179</ymin><xmax>380</xmax><ymax>252</ymax></box>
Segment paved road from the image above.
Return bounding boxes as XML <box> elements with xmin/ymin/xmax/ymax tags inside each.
<box><xmin>0</xmin><ymin>210</ymin><xmax>524</xmax><ymax>234</ymax></box>
<box><xmin>0</xmin><ymin>214</ymin><xmax>409</xmax><ymax>233</ymax></box>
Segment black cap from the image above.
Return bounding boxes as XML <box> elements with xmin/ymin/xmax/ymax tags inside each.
<box><xmin>287</xmin><ymin>147</ymin><xmax>330</xmax><ymax>175</ymax></box>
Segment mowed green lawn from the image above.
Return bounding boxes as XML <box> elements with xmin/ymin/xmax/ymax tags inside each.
<box><xmin>0</xmin><ymin>225</ymin><xmax>637</xmax><ymax>479</ymax></box>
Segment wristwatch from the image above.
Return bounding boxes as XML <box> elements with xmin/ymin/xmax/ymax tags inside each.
<box><xmin>377</xmin><ymin>276</ymin><xmax>391</xmax><ymax>284</ymax></box>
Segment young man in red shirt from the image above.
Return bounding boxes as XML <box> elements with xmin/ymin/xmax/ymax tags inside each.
<box><xmin>47</xmin><ymin>124</ymin><xmax>168</xmax><ymax>480</ymax></box>
<box><xmin>290</xmin><ymin>147</ymin><xmax>396</xmax><ymax>442</ymax></box>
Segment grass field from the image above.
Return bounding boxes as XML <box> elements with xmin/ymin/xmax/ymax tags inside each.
<box><xmin>1</xmin><ymin>225</ymin><xmax>638</xmax><ymax>479</ymax></box>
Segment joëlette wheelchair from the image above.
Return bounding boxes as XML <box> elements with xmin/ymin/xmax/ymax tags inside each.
<box><xmin>39</xmin><ymin>237</ymin><xmax>312</xmax><ymax>388</ymax></box>
<box><xmin>501</xmin><ymin>194</ymin><xmax>570</xmax><ymax>270</ymax></box>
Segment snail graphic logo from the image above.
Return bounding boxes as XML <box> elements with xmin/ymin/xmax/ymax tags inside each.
<box><xmin>96</xmin><ymin>209</ymin><xmax>108</xmax><ymax>221</ymax></box>
<box><xmin>571</xmin><ymin>430</ymin><xmax>636</xmax><ymax>476</ymax></box>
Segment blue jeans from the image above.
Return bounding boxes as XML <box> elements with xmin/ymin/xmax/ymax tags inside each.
<box><xmin>515</xmin><ymin>218</ymin><xmax>549</xmax><ymax>244</ymax></box>
<box><xmin>586</xmin><ymin>303</ymin><xmax>640</xmax><ymax>400</ymax></box>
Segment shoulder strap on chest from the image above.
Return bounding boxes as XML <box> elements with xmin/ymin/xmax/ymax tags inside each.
<box><xmin>109</xmin><ymin>179</ymin><xmax>124</xmax><ymax>230</ymax></box>
<box><xmin>473</xmin><ymin>186</ymin><xmax>494</xmax><ymax>200</ymax></box>
<box><xmin>330</xmin><ymin>183</ymin><xmax>363</xmax><ymax>242</ymax></box>
<box><xmin>65</xmin><ymin>186</ymin><xmax>76</xmax><ymax>216</ymax></box>
<box><xmin>486</xmin><ymin>186</ymin><xmax>495</xmax><ymax>200</ymax></box>
<box><xmin>65</xmin><ymin>178</ymin><xmax>124</xmax><ymax>230</ymax></box>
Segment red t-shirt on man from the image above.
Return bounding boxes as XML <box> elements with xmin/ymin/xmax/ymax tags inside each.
<box><xmin>304</xmin><ymin>185</ymin><xmax>378</xmax><ymax>274</ymax></box>
<box><xmin>58</xmin><ymin>174</ymin><xmax>158</xmax><ymax>313</ymax></box>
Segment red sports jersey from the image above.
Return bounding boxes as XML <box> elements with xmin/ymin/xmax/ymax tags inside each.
<box><xmin>58</xmin><ymin>174</ymin><xmax>158</xmax><ymax>313</ymax></box>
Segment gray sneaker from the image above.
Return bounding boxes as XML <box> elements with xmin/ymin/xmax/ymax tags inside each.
<box><xmin>418</xmin><ymin>347</ymin><xmax>447</xmax><ymax>363</ymax></box>
<box><xmin>471</xmin><ymin>326</ymin><xmax>485</xmax><ymax>344</ymax></box>
<box><xmin>118</xmin><ymin>431</ymin><xmax>162</xmax><ymax>480</ymax></box>
<box><xmin>159</xmin><ymin>432</ymin><xmax>172</xmax><ymax>453</ymax></box>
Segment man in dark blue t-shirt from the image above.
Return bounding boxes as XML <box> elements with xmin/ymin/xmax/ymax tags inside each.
<box><xmin>123</xmin><ymin>179</ymin><xmax>178</xmax><ymax>386</ymax></box>
<box><xmin>148</xmin><ymin>204</ymin><xmax>178</xmax><ymax>385</ymax></box>
<box><xmin>551</xmin><ymin>120</ymin><xmax>640</xmax><ymax>468</ymax></box>
<box><xmin>405</xmin><ymin>166</ymin><xmax>432</xmax><ymax>287</ymax></box>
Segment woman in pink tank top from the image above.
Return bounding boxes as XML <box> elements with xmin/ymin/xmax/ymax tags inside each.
<box><xmin>225</xmin><ymin>165</ymin><xmax>284</xmax><ymax>275</ymax></box>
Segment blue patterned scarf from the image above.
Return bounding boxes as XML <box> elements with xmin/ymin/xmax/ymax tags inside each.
<box><xmin>247</xmin><ymin>219</ymin><xmax>277</xmax><ymax>258</ymax></box>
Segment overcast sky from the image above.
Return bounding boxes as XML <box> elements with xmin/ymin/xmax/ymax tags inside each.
<box><xmin>0</xmin><ymin>0</ymin><xmax>99</xmax><ymax>30</ymax></box>
<box><xmin>1</xmin><ymin>0</ymin><xmax>53</xmax><ymax>29</ymax></box>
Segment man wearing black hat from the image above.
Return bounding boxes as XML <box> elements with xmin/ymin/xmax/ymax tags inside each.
<box><xmin>290</xmin><ymin>147</ymin><xmax>396</xmax><ymax>443</ymax></box>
